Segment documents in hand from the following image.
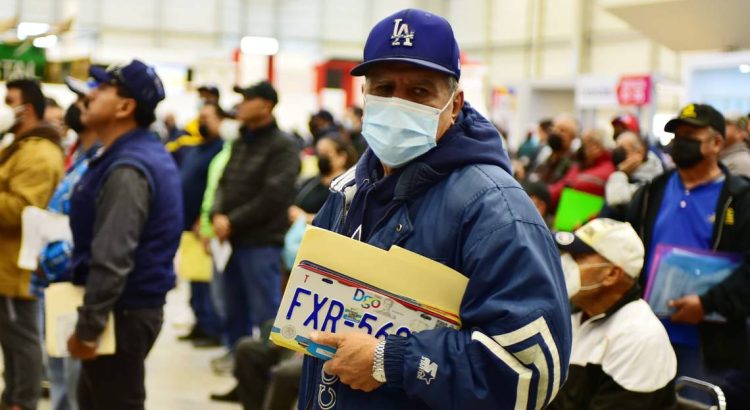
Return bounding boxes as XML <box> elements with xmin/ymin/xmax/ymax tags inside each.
<box><xmin>644</xmin><ymin>244</ymin><xmax>742</xmax><ymax>322</ymax></box>
<box><xmin>44</xmin><ymin>283</ymin><xmax>116</xmax><ymax>357</ymax></box>
<box><xmin>270</xmin><ymin>227</ymin><xmax>468</xmax><ymax>360</ymax></box>
<box><xmin>176</xmin><ymin>232</ymin><xmax>213</xmax><ymax>282</ymax></box>
<box><xmin>17</xmin><ymin>206</ymin><xmax>72</xmax><ymax>271</ymax></box>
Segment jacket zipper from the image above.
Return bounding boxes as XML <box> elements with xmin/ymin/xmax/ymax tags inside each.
<box><xmin>712</xmin><ymin>197</ymin><xmax>732</xmax><ymax>250</ymax></box>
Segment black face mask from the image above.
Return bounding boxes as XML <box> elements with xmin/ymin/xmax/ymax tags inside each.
<box><xmin>612</xmin><ymin>147</ymin><xmax>628</xmax><ymax>167</ymax></box>
<box><xmin>670</xmin><ymin>137</ymin><xmax>704</xmax><ymax>169</ymax></box>
<box><xmin>548</xmin><ymin>133</ymin><xmax>564</xmax><ymax>151</ymax></box>
<box><xmin>199</xmin><ymin>123</ymin><xmax>210</xmax><ymax>138</ymax></box>
<box><xmin>318</xmin><ymin>156</ymin><xmax>333</xmax><ymax>176</ymax></box>
<box><xmin>64</xmin><ymin>104</ymin><xmax>85</xmax><ymax>134</ymax></box>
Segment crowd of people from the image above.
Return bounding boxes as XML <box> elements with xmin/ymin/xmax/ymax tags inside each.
<box><xmin>0</xmin><ymin>6</ymin><xmax>748</xmax><ymax>410</ymax></box>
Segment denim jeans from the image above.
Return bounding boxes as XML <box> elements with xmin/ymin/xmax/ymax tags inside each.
<box><xmin>222</xmin><ymin>246</ymin><xmax>282</xmax><ymax>350</ymax></box>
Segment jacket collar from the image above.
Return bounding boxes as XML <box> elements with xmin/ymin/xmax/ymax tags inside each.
<box><xmin>582</xmin><ymin>284</ymin><xmax>641</xmax><ymax>324</ymax></box>
<box><xmin>0</xmin><ymin>123</ymin><xmax>61</xmax><ymax>164</ymax></box>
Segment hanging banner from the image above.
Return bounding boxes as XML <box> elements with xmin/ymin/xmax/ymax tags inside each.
<box><xmin>0</xmin><ymin>42</ymin><xmax>46</xmax><ymax>80</ymax></box>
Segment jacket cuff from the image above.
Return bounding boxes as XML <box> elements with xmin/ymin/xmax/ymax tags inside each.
<box><xmin>384</xmin><ymin>335</ymin><xmax>408</xmax><ymax>386</ymax></box>
<box><xmin>75</xmin><ymin>307</ymin><xmax>107</xmax><ymax>342</ymax></box>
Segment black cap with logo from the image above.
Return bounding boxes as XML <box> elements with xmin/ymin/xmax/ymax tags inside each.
<box><xmin>664</xmin><ymin>103</ymin><xmax>725</xmax><ymax>138</ymax></box>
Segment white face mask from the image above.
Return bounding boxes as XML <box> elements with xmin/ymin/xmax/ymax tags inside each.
<box><xmin>0</xmin><ymin>104</ymin><xmax>19</xmax><ymax>134</ymax></box>
<box><xmin>219</xmin><ymin>119</ymin><xmax>241</xmax><ymax>142</ymax></box>
<box><xmin>560</xmin><ymin>253</ymin><xmax>609</xmax><ymax>299</ymax></box>
<box><xmin>361</xmin><ymin>92</ymin><xmax>454</xmax><ymax>168</ymax></box>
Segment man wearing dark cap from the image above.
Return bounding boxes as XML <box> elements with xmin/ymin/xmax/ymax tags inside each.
<box><xmin>33</xmin><ymin>76</ymin><xmax>99</xmax><ymax>410</ymax></box>
<box><xmin>300</xmin><ymin>9</ymin><xmax>571</xmax><ymax>409</ymax></box>
<box><xmin>65</xmin><ymin>59</ymin><xmax>183</xmax><ymax>409</ymax></box>
<box><xmin>309</xmin><ymin>109</ymin><xmax>340</xmax><ymax>145</ymax></box>
<box><xmin>198</xmin><ymin>84</ymin><xmax>220</xmax><ymax>106</ymax></box>
<box><xmin>212</xmin><ymin>81</ymin><xmax>300</xmax><ymax>352</ymax></box>
<box><xmin>627</xmin><ymin>103</ymin><xmax>750</xmax><ymax>407</ymax></box>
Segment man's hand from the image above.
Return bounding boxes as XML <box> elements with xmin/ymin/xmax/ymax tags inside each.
<box><xmin>617</xmin><ymin>153</ymin><xmax>641</xmax><ymax>175</ymax></box>
<box><xmin>310</xmin><ymin>331</ymin><xmax>383</xmax><ymax>392</ymax></box>
<box><xmin>67</xmin><ymin>334</ymin><xmax>98</xmax><ymax>360</ymax></box>
<box><xmin>212</xmin><ymin>214</ymin><xmax>232</xmax><ymax>241</ymax></box>
<box><xmin>288</xmin><ymin>205</ymin><xmax>306</xmax><ymax>223</ymax></box>
<box><xmin>669</xmin><ymin>294</ymin><xmax>705</xmax><ymax>324</ymax></box>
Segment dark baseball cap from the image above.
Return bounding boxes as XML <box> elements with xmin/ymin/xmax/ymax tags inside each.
<box><xmin>350</xmin><ymin>8</ymin><xmax>461</xmax><ymax>80</ymax></box>
<box><xmin>197</xmin><ymin>84</ymin><xmax>220</xmax><ymax>97</ymax></box>
<box><xmin>312</xmin><ymin>110</ymin><xmax>334</xmax><ymax>123</ymax></box>
<box><xmin>233</xmin><ymin>81</ymin><xmax>278</xmax><ymax>105</ymax></box>
<box><xmin>664</xmin><ymin>103</ymin><xmax>725</xmax><ymax>137</ymax></box>
<box><xmin>89</xmin><ymin>59</ymin><xmax>165</xmax><ymax>109</ymax></box>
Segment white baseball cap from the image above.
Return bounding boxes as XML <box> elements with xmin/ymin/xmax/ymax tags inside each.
<box><xmin>554</xmin><ymin>218</ymin><xmax>645</xmax><ymax>278</ymax></box>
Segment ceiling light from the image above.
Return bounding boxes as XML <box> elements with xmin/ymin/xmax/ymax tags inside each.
<box><xmin>17</xmin><ymin>22</ymin><xmax>50</xmax><ymax>40</ymax></box>
<box><xmin>240</xmin><ymin>36</ymin><xmax>279</xmax><ymax>56</ymax></box>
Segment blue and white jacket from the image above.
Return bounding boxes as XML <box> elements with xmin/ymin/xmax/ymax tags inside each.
<box><xmin>298</xmin><ymin>103</ymin><xmax>572</xmax><ymax>409</ymax></box>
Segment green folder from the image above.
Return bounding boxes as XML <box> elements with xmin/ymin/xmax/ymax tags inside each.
<box><xmin>553</xmin><ymin>188</ymin><xmax>605</xmax><ymax>231</ymax></box>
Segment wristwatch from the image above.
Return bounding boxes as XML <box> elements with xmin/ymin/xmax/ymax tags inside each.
<box><xmin>372</xmin><ymin>340</ymin><xmax>387</xmax><ymax>383</ymax></box>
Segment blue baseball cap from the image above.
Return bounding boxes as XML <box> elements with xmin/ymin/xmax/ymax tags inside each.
<box><xmin>89</xmin><ymin>59</ymin><xmax>166</xmax><ymax>109</ymax></box>
<box><xmin>351</xmin><ymin>8</ymin><xmax>461</xmax><ymax>80</ymax></box>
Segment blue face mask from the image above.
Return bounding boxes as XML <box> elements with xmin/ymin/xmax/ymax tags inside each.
<box><xmin>362</xmin><ymin>93</ymin><xmax>455</xmax><ymax>168</ymax></box>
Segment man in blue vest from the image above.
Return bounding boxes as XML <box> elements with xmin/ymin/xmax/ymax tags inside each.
<box><xmin>66</xmin><ymin>59</ymin><xmax>183</xmax><ymax>410</ymax></box>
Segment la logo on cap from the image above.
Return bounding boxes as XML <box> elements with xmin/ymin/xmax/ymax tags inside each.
<box><xmin>681</xmin><ymin>104</ymin><xmax>697</xmax><ymax>119</ymax></box>
<box><xmin>391</xmin><ymin>18</ymin><xmax>414</xmax><ymax>47</ymax></box>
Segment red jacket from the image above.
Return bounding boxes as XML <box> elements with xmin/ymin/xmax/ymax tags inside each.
<box><xmin>550</xmin><ymin>151</ymin><xmax>615</xmax><ymax>210</ymax></box>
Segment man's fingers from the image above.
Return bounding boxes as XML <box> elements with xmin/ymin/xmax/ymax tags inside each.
<box><xmin>310</xmin><ymin>331</ymin><xmax>341</xmax><ymax>347</ymax></box>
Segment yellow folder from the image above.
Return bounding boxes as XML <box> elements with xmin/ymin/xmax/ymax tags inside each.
<box><xmin>176</xmin><ymin>232</ymin><xmax>213</xmax><ymax>282</ymax></box>
<box><xmin>44</xmin><ymin>283</ymin><xmax>116</xmax><ymax>357</ymax></box>
<box><xmin>270</xmin><ymin>226</ymin><xmax>468</xmax><ymax>356</ymax></box>
<box><xmin>292</xmin><ymin>227</ymin><xmax>468</xmax><ymax>315</ymax></box>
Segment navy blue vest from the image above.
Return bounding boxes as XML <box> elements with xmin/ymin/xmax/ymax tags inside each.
<box><xmin>69</xmin><ymin>128</ymin><xmax>183</xmax><ymax>309</ymax></box>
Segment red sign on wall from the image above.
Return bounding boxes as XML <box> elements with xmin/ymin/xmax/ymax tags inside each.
<box><xmin>617</xmin><ymin>75</ymin><xmax>652</xmax><ymax>106</ymax></box>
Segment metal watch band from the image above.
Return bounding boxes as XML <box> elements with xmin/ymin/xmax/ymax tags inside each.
<box><xmin>372</xmin><ymin>340</ymin><xmax>387</xmax><ymax>383</ymax></box>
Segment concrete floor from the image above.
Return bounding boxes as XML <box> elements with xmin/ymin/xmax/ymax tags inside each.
<box><xmin>34</xmin><ymin>280</ymin><xmax>241</xmax><ymax>409</ymax></box>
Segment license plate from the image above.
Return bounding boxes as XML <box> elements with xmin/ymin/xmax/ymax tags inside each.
<box><xmin>271</xmin><ymin>261</ymin><xmax>460</xmax><ymax>359</ymax></box>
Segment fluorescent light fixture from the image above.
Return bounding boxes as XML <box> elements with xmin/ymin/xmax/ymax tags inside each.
<box><xmin>240</xmin><ymin>36</ymin><xmax>279</xmax><ymax>56</ymax></box>
<box><xmin>33</xmin><ymin>35</ymin><xmax>58</xmax><ymax>48</ymax></box>
<box><xmin>739</xmin><ymin>64</ymin><xmax>750</xmax><ymax>74</ymax></box>
<box><xmin>17</xmin><ymin>22</ymin><xmax>50</xmax><ymax>40</ymax></box>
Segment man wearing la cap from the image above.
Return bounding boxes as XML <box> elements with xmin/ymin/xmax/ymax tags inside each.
<box><xmin>549</xmin><ymin>218</ymin><xmax>677</xmax><ymax>409</ymax></box>
<box><xmin>65</xmin><ymin>59</ymin><xmax>183</xmax><ymax>409</ymax></box>
<box><xmin>301</xmin><ymin>9</ymin><xmax>571</xmax><ymax>409</ymax></box>
<box><xmin>626</xmin><ymin>103</ymin><xmax>750</xmax><ymax>407</ymax></box>
<box><xmin>211</xmin><ymin>81</ymin><xmax>300</xmax><ymax>352</ymax></box>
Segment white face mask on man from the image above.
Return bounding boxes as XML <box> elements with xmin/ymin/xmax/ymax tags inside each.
<box><xmin>0</xmin><ymin>104</ymin><xmax>23</xmax><ymax>134</ymax></box>
<box><xmin>560</xmin><ymin>253</ymin><xmax>611</xmax><ymax>299</ymax></box>
<box><xmin>219</xmin><ymin>119</ymin><xmax>241</xmax><ymax>142</ymax></box>
<box><xmin>361</xmin><ymin>92</ymin><xmax>454</xmax><ymax>168</ymax></box>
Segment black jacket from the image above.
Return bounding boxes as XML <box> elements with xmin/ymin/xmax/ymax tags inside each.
<box><xmin>213</xmin><ymin>120</ymin><xmax>300</xmax><ymax>247</ymax></box>
<box><xmin>626</xmin><ymin>166</ymin><xmax>750</xmax><ymax>369</ymax></box>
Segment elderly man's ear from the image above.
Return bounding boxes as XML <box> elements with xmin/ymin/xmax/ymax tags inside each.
<box><xmin>451</xmin><ymin>90</ymin><xmax>464</xmax><ymax>124</ymax></box>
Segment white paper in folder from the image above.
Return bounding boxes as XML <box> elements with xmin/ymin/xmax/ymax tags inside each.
<box><xmin>44</xmin><ymin>283</ymin><xmax>116</xmax><ymax>357</ymax></box>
